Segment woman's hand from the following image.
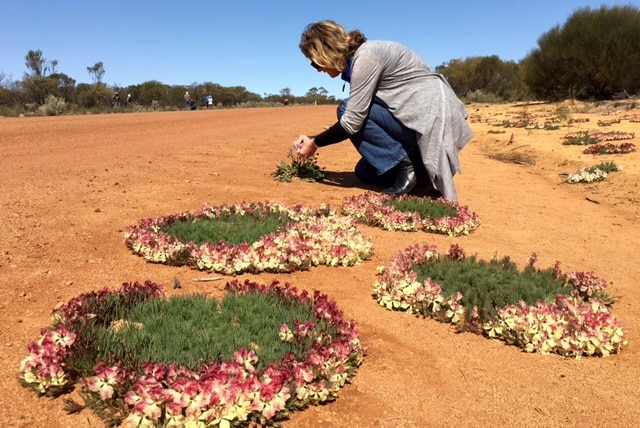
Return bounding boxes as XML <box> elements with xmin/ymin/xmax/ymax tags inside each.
<box><xmin>292</xmin><ymin>135</ymin><xmax>318</xmax><ymax>157</ymax></box>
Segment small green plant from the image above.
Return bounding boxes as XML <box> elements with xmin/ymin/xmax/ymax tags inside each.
<box><xmin>589</xmin><ymin>161</ymin><xmax>620</xmax><ymax>174</ymax></box>
<box><xmin>161</xmin><ymin>210</ymin><xmax>290</xmax><ymax>245</ymax></box>
<box><xmin>272</xmin><ymin>151</ymin><xmax>325</xmax><ymax>182</ymax></box>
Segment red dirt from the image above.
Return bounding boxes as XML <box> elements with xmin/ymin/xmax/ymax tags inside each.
<box><xmin>1</xmin><ymin>102</ymin><xmax>639</xmax><ymax>427</ymax></box>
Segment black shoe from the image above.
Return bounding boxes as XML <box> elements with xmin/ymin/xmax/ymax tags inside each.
<box><xmin>382</xmin><ymin>157</ymin><xmax>417</xmax><ymax>195</ymax></box>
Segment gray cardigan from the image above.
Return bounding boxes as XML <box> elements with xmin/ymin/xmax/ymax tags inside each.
<box><xmin>341</xmin><ymin>40</ymin><xmax>473</xmax><ymax>201</ymax></box>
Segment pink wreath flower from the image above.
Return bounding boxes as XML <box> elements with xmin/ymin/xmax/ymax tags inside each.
<box><xmin>19</xmin><ymin>280</ymin><xmax>366</xmax><ymax>426</ymax></box>
<box><xmin>374</xmin><ymin>243</ymin><xmax>627</xmax><ymax>358</ymax></box>
<box><xmin>341</xmin><ymin>192</ymin><xmax>481</xmax><ymax>236</ymax></box>
<box><xmin>125</xmin><ymin>201</ymin><xmax>373</xmax><ymax>275</ymax></box>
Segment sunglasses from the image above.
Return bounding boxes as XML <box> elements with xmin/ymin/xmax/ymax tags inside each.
<box><xmin>310</xmin><ymin>61</ymin><xmax>321</xmax><ymax>70</ymax></box>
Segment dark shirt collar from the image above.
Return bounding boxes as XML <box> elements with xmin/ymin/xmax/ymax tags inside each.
<box><xmin>341</xmin><ymin>57</ymin><xmax>353</xmax><ymax>83</ymax></box>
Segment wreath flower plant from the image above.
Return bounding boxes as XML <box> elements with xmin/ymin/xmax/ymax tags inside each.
<box><xmin>562</xmin><ymin>130</ymin><xmax>635</xmax><ymax>145</ymax></box>
<box><xmin>582</xmin><ymin>142</ymin><xmax>636</xmax><ymax>155</ymax></box>
<box><xmin>341</xmin><ymin>191</ymin><xmax>481</xmax><ymax>236</ymax></box>
<box><xmin>125</xmin><ymin>201</ymin><xmax>373</xmax><ymax>275</ymax></box>
<box><xmin>565</xmin><ymin>167</ymin><xmax>608</xmax><ymax>184</ymax></box>
<box><xmin>374</xmin><ymin>243</ymin><xmax>627</xmax><ymax>358</ymax></box>
<box><xmin>271</xmin><ymin>150</ymin><xmax>325</xmax><ymax>183</ymax></box>
<box><xmin>565</xmin><ymin>162</ymin><xmax>621</xmax><ymax>184</ymax></box>
<box><xmin>19</xmin><ymin>280</ymin><xmax>366</xmax><ymax>427</ymax></box>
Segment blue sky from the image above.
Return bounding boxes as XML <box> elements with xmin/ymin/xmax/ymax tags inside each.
<box><xmin>1</xmin><ymin>0</ymin><xmax>636</xmax><ymax>98</ymax></box>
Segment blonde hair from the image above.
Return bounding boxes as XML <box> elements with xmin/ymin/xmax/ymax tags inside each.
<box><xmin>299</xmin><ymin>20</ymin><xmax>366</xmax><ymax>71</ymax></box>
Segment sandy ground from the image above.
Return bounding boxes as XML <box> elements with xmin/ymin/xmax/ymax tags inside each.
<box><xmin>1</xmin><ymin>101</ymin><xmax>639</xmax><ymax>428</ymax></box>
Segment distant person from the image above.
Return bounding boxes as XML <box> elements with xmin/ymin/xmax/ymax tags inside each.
<box><xmin>284</xmin><ymin>98</ymin><xmax>289</xmax><ymax>106</ymax></box>
<box><xmin>206</xmin><ymin>95</ymin><xmax>214</xmax><ymax>109</ymax></box>
<box><xmin>127</xmin><ymin>93</ymin><xmax>132</xmax><ymax>105</ymax></box>
<box><xmin>113</xmin><ymin>92</ymin><xmax>121</xmax><ymax>108</ymax></box>
<box><xmin>291</xmin><ymin>20</ymin><xmax>472</xmax><ymax>201</ymax></box>
<box><xmin>184</xmin><ymin>91</ymin><xmax>191</xmax><ymax>109</ymax></box>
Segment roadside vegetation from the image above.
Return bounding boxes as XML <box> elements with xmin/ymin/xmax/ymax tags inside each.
<box><xmin>1</xmin><ymin>5</ymin><xmax>639</xmax><ymax>117</ymax></box>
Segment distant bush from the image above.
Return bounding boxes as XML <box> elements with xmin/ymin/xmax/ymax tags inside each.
<box><xmin>37</xmin><ymin>95</ymin><xmax>67</xmax><ymax>116</ymax></box>
<box><xmin>438</xmin><ymin>55</ymin><xmax>531</xmax><ymax>102</ymax></box>
<box><xmin>462</xmin><ymin>89</ymin><xmax>504</xmax><ymax>104</ymax></box>
<box><xmin>522</xmin><ymin>5</ymin><xmax>640</xmax><ymax>100</ymax></box>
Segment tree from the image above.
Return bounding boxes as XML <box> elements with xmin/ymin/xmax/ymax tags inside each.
<box><xmin>24</xmin><ymin>49</ymin><xmax>57</xmax><ymax>78</ymax></box>
<box><xmin>87</xmin><ymin>62</ymin><xmax>105</xmax><ymax>84</ymax></box>
<box><xmin>0</xmin><ymin>72</ymin><xmax>13</xmax><ymax>107</ymax></box>
<box><xmin>138</xmin><ymin>80</ymin><xmax>169</xmax><ymax>106</ymax></box>
<box><xmin>49</xmin><ymin>72</ymin><xmax>76</xmax><ymax>101</ymax></box>
<box><xmin>304</xmin><ymin>87</ymin><xmax>324</xmax><ymax>104</ymax></box>
<box><xmin>279</xmin><ymin>87</ymin><xmax>292</xmax><ymax>98</ymax></box>
<box><xmin>85</xmin><ymin>62</ymin><xmax>110</xmax><ymax>107</ymax></box>
<box><xmin>437</xmin><ymin>56</ymin><xmax>528</xmax><ymax>101</ymax></box>
<box><xmin>522</xmin><ymin>5</ymin><xmax>640</xmax><ymax>100</ymax></box>
<box><xmin>22</xmin><ymin>49</ymin><xmax>60</xmax><ymax>105</ymax></box>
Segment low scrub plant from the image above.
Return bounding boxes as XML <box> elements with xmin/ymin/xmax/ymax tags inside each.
<box><xmin>37</xmin><ymin>94</ymin><xmax>67</xmax><ymax>116</ymax></box>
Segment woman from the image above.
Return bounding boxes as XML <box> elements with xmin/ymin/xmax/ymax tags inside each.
<box><xmin>292</xmin><ymin>20</ymin><xmax>473</xmax><ymax>201</ymax></box>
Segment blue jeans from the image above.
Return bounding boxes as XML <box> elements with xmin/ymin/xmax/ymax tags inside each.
<box><xmin>337</xmin><ymin>99</ymin><xmax>419</xmax><ymax>186</ymax></box>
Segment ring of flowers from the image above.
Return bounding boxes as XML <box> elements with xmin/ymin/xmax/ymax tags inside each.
<box><xmin>19</xmin><ymin>279</ymin><xmax>366</xmax><ymax>427</ymax></box>
<box><xmin>341</xmin><ymin>191</ymin><xmax>481</xmax><ymax>236</ymax></box>
<box><xmin>125</xmin><ymin>201</ymin><xmax>373</xmax><ymax>275</ymax></box>
<box><xmin>374</xmin><ymin>243</ymin><xmax>627</xmax><ymax>358</ymax></box>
